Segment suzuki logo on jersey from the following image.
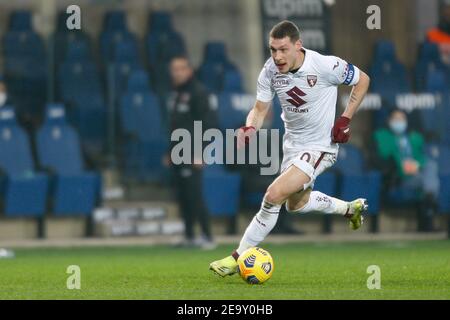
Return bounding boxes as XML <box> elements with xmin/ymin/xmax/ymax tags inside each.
<box><xmin>286</xmin><ymin>86</ymin><xmax>307</xmax><ymax>108</ymax></box>
<box><xmin>307</xmin><ymin>75</ymin><xmax>317</xmax><ymax>87</ymax></box>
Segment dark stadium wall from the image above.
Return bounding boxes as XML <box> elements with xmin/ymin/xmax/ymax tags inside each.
<box><xmin>327</xmin><ymin>0</ymin><xmax>442</xmax><ymax>69</ymax></box>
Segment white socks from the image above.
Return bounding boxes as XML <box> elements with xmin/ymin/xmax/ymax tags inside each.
<box><xmin>295</xmin><ymin>191</ymin><xmax>348</xmax><ymax>215</ymax></box>
<box><xmin>236</xmin><ymin>199</ymin><xmax>281</xmax><ymax>255</ymax></box>
<box><xmin>235</xmin><ymin>192</ymin><xmax>349</xmax><ymax>256</ymax></box>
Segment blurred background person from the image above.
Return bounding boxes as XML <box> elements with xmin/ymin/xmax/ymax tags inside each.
<box><xmin>427</xmin><ymin>0</ymin><xmax>450</xmax><ymax>64</ymax></box>
<box><xmin>165</xmin><ymin>55</ymin><xmax>217</xmax><ymax>249</ymax></box>
<box><xmin>373</xmin><ymin>109</ymin><xmax>440</xmax><ymax>231</ymax></box>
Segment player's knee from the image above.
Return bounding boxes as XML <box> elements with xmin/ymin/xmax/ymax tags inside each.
<box><xmin>264</xmin><ymin>185</ymin><xmax>285</xmax><ymax>205</ymax></box>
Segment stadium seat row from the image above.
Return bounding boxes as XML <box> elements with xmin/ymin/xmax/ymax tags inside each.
<box><xmin>0</xmin><ymin>104</ymin><xmax>101</xmax><ymax>217</ymax></box>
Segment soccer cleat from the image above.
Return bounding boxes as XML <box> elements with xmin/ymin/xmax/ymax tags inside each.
<box><xmin>347</xmin><ymin>198</ymin><xmax>368</xmax><ymax>230</ymax></box>
<box><xmin>209</xmin><ymin>255</ymin><xmax>238</xmax><ymax>277</ymax></box>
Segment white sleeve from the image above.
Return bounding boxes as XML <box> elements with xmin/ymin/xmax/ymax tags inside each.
<box><xmin>256</xmin><ymin>67</ymin><xmax>274</xmax><ymax>102</ymax></box>
<box><xmin>323</xmin><ymin>55</ymin><xmax>360</xmax><ymax>86</ymax></box>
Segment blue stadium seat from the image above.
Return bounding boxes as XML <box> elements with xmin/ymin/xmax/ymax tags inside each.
<box><xmin>146</xmin><ymin>31</ymin><xmax>185</xmax><ymax>67</ymax></box>
<box><xmin>111</xmin><ymin>40</ymin><xmax>142</xmax><ymax>99</ymax></box>
<box><xmin>222</xmin><ymin>69</ymin><xmax>244</xmax><ymax>93</ymax></box>
<box><xmin>9</xmin><ymin>10</ymin><xmax>32</xmax><ymax>32</ymax></box>
<box><xmin>59</xmin><ymin>61</ymin><xmax>102</xmax><ymax>102</ymax></box>
<box><xmin>113</xmin><ymin>38</ymin><xmax>139</xmax><ymax>62</ymax></box>
<box><xmin>100</xmin><ymin>10</ymin><xmax>135</xmax><ymax>64</ymax></box>
<box><xmin>216</xmin><ymin>93</ymin><xmax>253</xmax><ymax>131</ymax></box>
<box><xmin>120</xmin><ymin>91</ymin><xmax>165</xmax><ymax>140</ymax></box>
<box><xmin>103</xmin><ymin>10</ymin><xmax>127</xmax><ymax>32</ymax></box>
<box><xmin>334</xmin><ymin>145</ymin><xmax>365</xmax><ymax>175</ymax></box>
<box><xmin>419</xmin><ymin>106</ymin><xmax>441</xmax><ymax>142</ymax></box>
<box><xmin>436</xmin><ymin>145</ymin><xmax>450</xmax><ymax>175</ymax></box>
<box><xmin>425</xmin><ymin>70</ymin><xmax>449</xmax><ymax>94</ymax></box>
<box><xmin>147</xmin><ymin>11</ymin><xmax>184</xmax><ymax>56</ymax></box>
<box><xmin>64</xmin><ymin>39</ymin><xmax>92</xmax><ymax>63</ymax></box>
<box><xmin>197</xmin><ymin>62</ymin><xmax>226</xmax><ymax>93</ymax></box>
<box><xmin>3</xmin><ymin>30</ymin><xmax>47</xmax><ymax>121</ymax></box>
<box><xmin>415</xmin><ymin>42</ymin><xmax>448</xmax><ymax>91</ymax></box>
<box><xmin>427</xmin><ymin>144</ymin><xmax>450</xmax><ymax>213</ymax></box>
<box><xmin>3</xmin><ymin>31</ymin><xmax>46</xmax><ymax>59</ymax></box>
<box><xmin>148</xmin><ymin>11</ymin><xmax>173</xmax><ymax>34</ymax></box>
<box><xmin>53</xmin><ymin>11</ymin><xmax>92</xmax><ymax>67</ymax></box>
<box><xmin>335</xmin><ymin>145</ymin><xmax>381</xmax><ymax>214</ymax></box>
<box><xmin>417</xmin><ymin>93</ymin><xmax>448</xmax><ymax>143</ymax></box>
<box><xmin>58</xmin><ymin>52</ymin><xmax>105</xmax><ymax>156</ymax></box>
<box><xmin>36</xmin><ymin>104</ymin><xmax>101</xmax><ymax>215</ymax></box>
<box><xmin>68</xmin><ymin>92</ymin><xmax>107</xmax><ymax>156</ymax></box>
<box><xmin>127</xmin><ymin>69</ymin><xmax>152</xmax><ymax>93</ymax></box>
<box><xmin>314</xmin><ymin>172</ymin><xmax>338</xmax><ymax>197</ymax></box>
<box><xmin>100</xmin><ymin>30</ymin><xmax>137</xmax><ymax>64</ymax></box>
<box><xmin>120</xmin><ymin>74</ymin><xmax>168</xmax><ymax>182</ymax></box>
<box><xmin>146</xmin><ymin>12</ymin><xmax>185</xmax><ymax>94</ymax></box>
<box><xmin>439</xmin><ymin>175</ymin><xmax>450</xmax><ymax>213</ymax></box>
<box><xmin>203</xmin><ymin>42</ymin><xmax>229</xmax><ymax>65</ymax></box>
<box><xmin>197</xmin><ymin>41</ymin><xmax>240</xmax><ymax>93</ymax></box>
<box><xmin>203</xmin><ymin>164</ymin><xmax>241</xmax><ymax>217</ymax></box>
<box><xmin>369</xmin><ymin>40</ymin><xmax>411</xmax><ymax>105</ymax></box>
<box><xmin>0</xmin><ymin>106</ymin><xmax>49</xmax><ymax>216</ymax></box>
<box><xmin>372</xmin><ymin>40</ymin><xmax>396</xmax><ymax>62</ymax></box>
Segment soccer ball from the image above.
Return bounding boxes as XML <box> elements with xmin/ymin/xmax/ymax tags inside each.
<box><xmin>237</xmin><ymin>247</ymin><xmax>274</xmax><ymax>284</ymax></box>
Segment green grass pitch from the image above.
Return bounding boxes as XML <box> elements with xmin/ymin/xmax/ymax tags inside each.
<box><xmin>0</xmin><ymin>240</ymin><xmax>449</xmax><ymax>299</ymax></box>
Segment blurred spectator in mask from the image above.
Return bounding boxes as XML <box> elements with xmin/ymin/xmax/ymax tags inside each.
<box><xmin>0</xmin><ymin>77</ymin><xmax>9</xmax><ymax>108</ymax></box>
<box><xmin>164</xmin><ymin>55</ymin><xmax>217</xmax><ymax>250</ymax></box>
<box><xmin>427</xmin><ymin>0</ymin><xmax>450</xmax><ymax>64</ymax></box>
<box><xmin>373</xmin><ymin>109</ymin><xmax>440</xmax><ymax>231</ymax></box>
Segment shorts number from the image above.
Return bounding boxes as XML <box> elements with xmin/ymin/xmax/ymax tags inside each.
<box><xmin>300</xmin><ymin>152</ymin><xmax>311</xmax><ymax>163</ymax></box>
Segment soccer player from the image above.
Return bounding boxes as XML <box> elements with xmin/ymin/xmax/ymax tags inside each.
<box><xmin>209</xmin><ymin>20</ymin><xmax>370</xmax><ymax>277</ymax></box>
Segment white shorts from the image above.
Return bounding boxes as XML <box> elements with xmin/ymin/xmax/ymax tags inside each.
<box><xmin>280</xmin><ymin>149</ymin><xmax>337</xmax><ymax>190</ymax></box>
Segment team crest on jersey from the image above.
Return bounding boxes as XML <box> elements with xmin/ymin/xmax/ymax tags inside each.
<box><xmin>307</xmin><ymin>75</ymin><xmax>317</xmax><ymax>87</ymax></box>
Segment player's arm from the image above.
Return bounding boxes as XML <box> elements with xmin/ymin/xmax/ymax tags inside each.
<box><xmin>332</xmin><ymin>70</ymin><xmax>370</xmax><ymax>143</ymax></box>
<box><xmin>237</xmin><ymin>100</ymin><xmax>270</xmax><ymax>148</ymax></box>
<box><xmin>327</xmin><ymin>56</ymin><xmax>370</xmax><ymax>143</ymax></box>
<box><xmin>341</xmin><ymin>70</ymin><xmax>370</xmax><ymax>120</ymax></box>
<box><xmin>245</xmin><ymin>100</ymin><xmax>271</xmax><ymax>130</ymax></box>
<box><xmin>237</xmin><ymin>64</ymin><xmax>274</xmax><ymax>147</ymax></box>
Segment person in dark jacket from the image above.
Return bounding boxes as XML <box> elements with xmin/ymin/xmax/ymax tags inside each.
<box><xmin>164</xmin><ymin>55</ymin><xmax>217</xmax><ymax>249</ymax></box>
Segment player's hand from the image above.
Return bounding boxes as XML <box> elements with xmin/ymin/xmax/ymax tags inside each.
<box><xmin>332</xmin><ymin>116</ymin><xmax>351</xmax><ymax>143</ymax></box>
<box><xmin>237</xmin><ymin>126</ymin><xmax>256</xmax><ymax>149</ymax></box>
<box><xmin>402</xmin><ymin>159</ymin><xmax>419</xmax><ymax>175</ymax></box>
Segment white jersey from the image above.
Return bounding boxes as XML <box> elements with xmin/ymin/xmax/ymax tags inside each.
<box><xmin>256</xmin><ymin>48</ymin><xmax>360</xmax><ymax>154</ymax></box>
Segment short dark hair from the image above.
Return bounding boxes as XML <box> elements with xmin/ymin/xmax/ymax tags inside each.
<box><xmin>269</xmin><ymin>20</ymin><xmax>300</xmax><ymax>43</ymax></box>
